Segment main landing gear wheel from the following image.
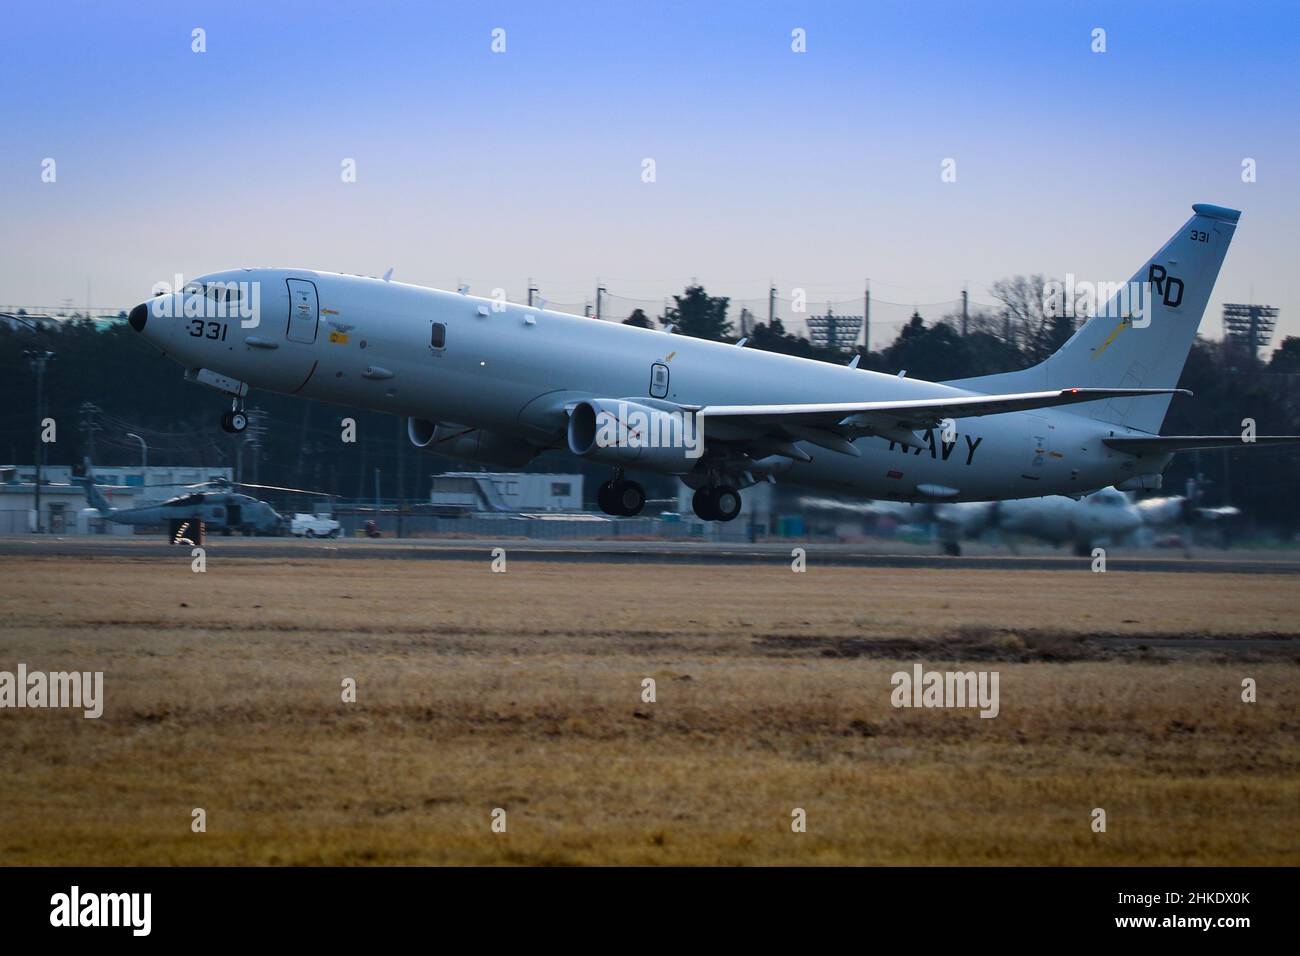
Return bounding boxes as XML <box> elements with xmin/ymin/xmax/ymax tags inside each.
<box><xmin>692</xmin><ymin>488</ymin><xmax>717</xmax><ymax>521</ymax></box>
<box><xmin>597</xmin><ymin>479</ymin><xmax>646</xmax><ymax>517</ymax></box>
<box><xmin>692</xmin><ymin>485</ymin><xmax>741</xmax><ymax>522</ymax></box>
<box><xmin>220</xmin><ymin>410</ymin><xmax>248</xmax><ymax>434</ymax></box>
<box><xmin>711</xmin><ymin>485</ymin><xmax>741</xmax><ymax>522</ymax></box>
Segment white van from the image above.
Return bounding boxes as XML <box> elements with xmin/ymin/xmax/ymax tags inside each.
<box><xmin>290</xmin><ymin>513</ymin><xmax>341</xmax><ymax>538</ymax></box>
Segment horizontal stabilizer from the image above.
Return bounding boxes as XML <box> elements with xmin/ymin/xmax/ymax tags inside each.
<box><xmin>1104</xmin><ymin>435</ymin><xmax>1300</xmax><ymax>455</ymax></box>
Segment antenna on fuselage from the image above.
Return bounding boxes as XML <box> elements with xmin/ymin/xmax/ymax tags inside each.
<box><xmin>382</xmin><ymin>268</ymin><xmax>394</xmax><ymax>282</ymax></box>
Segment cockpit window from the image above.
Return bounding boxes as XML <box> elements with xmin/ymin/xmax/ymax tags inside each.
<box><xmin>207</xmin><ymin>283</ymin><xmax>240</xmax><ymax>302</ymax></box>
<box><xmin>182</xmin><ymin>281</ymin><xmax>242</xmax><ymax>303</ymax></box>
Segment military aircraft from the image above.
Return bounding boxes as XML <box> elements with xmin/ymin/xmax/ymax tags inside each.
<box><xmin>125</xmin><ymin>203</ymin><xmax>1299</xmax><ymax>517</ymax></box>
<box><xmin>76</xmin><ymin>466</ymin><xmax>324</xmax><ymax>543</ymax></box>
<box><xmin>950</xmin><ymin>487</ymin><xmax>1243</xmax><ymax>555</ymax></box>
<box><xmin>806</xmin><ymin>481</ymin><xmax>1239</xmax><ymax>555</ymax></box>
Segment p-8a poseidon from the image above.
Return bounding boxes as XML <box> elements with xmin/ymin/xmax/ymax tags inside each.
<box><xmin>127</xmin><ymin>204</ymin><xmax>1295</xmax><ymax>521</ymax></box>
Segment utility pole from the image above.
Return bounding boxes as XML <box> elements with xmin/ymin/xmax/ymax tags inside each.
<box><xmin>79</xmin><ymin>401</ymin><xmax>101</xmax><ymax>461</ymax></box>
<box><xmin>126</xmin><ymin>432</ymin><xmax>148</xmax><ymax>476</ymax></box>
<box><xmin>527</xmin><ymin>279</ymin><xmax>537</xmax><ymax>307</ymax></box>
<box><xmin>25</xmin><ymin>349</ymin><xmax>54</xmax><ymax>533</ymax></box>
<box><xmin>768</xmin><ymin>284</ymin><xmax>776</xmax><ymax>326</ymax></box>
<box><xmin>961</xmin><ymin>287</ymin><xmax>969</xmax><ymax>337</ymax></box>
<box><xmin>596</xmin><ymin>283</ymin><xmax>605</xmax><ymax>321</ymax></box>
<box><xmin>864</xmin><ymin>280</ymin><xmax>870</xmax><ymax>352</ymax></box>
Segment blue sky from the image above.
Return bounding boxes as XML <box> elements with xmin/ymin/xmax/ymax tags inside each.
<box><xmin>2</xmin><ymin>0</ymin><xmax>1298</xmax><ymax>343</ymax></box>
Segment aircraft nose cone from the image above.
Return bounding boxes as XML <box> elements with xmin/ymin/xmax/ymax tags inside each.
<box><xmin>128</xmin><ymin>302</ymin><xmax>148</xmax><ymax>332</ymax></box>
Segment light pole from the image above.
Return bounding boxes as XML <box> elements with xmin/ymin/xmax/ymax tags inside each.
<box><xmin>25</xmin><ymin>349</ymin><xmax>55</xmax><ymax>533</ymax></box>
<box><xmin>126</xmin><ymin>432</ymin><xmax>148</xmax><ymax>474</ymax></box>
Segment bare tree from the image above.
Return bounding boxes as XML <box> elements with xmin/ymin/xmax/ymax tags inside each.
<box><xmin>989</xmin><ymin>274</ymin><xmax>1073</xmax><ymax>363</ymax></box>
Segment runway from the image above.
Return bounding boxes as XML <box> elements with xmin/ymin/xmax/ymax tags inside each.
<box><xmin>2</xmin><ymin>533</ymin><xmax>1298</xmax><ymax>573</ymax></box>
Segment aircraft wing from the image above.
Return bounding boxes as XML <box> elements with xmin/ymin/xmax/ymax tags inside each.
<box><xmin>697</xmin><ymin>387</ymin><xmax>1187</xmax><ymax>427</ymax></box>
<box><xmin>1103</xmin><ymin>435</ymin><xmax>1300</xmax><ymax>454</ymax></box>
<box><xmin>685</xmin><ymin>386</ymin><xmax>1187</xmax><ymax>460</ymax></box>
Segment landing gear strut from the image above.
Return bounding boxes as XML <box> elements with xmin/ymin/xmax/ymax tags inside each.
<box><xmin>692</xmin><ymin>484</ymin><xmax>741</xmax><ymax>522</ymax></box>
<box><xmin>220</xmin><ymin>397</ymin><xmax>248</xmax><ymax>434</ymax></box>
<box><xmin>597</xmin><ymin>470</ymin><xmax>646</xmax><ymax>517</ymax></box>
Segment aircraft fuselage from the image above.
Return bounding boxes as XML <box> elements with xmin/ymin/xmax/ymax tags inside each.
<box><xmin>133</xmin><ymin>269</ymin><xmax>1164</xmax><ymax>503</ymax></box>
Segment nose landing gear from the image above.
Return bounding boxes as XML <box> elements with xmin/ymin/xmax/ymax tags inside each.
<box><xmin>220</xmin><ymin>399</ymin><xmax>248</xmax><ymax>434</ymax></box>
<box><xmin>596</xmin><ymin>470</ymin><xmax>646</xmax><ymax>517</ymax></box>
<box><xmin>691</xmin><ymin>484</ymin><xmax>741</xmax><ymax>522</ymax></box>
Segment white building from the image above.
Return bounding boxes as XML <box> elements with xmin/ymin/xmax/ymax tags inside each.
<box><xmin>0</xmin><ymin>480</ymin><xmax>138</xmax><ymax>534</ymax></box>
<box><xmin>429</xmin><ymin>472</ymin><xmax>584</xmax><ymax>513</ymax></box>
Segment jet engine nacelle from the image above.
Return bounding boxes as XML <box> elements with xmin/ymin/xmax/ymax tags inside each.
<box><xmin>406</xmin><ymin>417</ymin><xmax>538</xmax><ymax>468</ymax></box>
<box><xmin>566</xmin><ymin>398</ymin><xmax>703</xmax><ymax>475</ymax></box>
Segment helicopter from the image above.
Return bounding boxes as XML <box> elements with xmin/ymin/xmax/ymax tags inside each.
<box><xmin>75</xmin><ymin>460</ymin><xmax>330</xmax><ymax>544</ymax></box>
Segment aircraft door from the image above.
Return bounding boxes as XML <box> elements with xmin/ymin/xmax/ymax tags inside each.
<box><xmin>286</xmin><ymin>279</ymin><xmax>319</xmax><ymax>344</ymax></box>
<box><xmin>226</xmin><ymin>503</ymin><xmax>241</xmax><ymax>527</ymax></box>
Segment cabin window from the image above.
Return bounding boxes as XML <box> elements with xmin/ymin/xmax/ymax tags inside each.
<box><xmin>430</xmin><ymin>322</ymin><xmax>446</xmax><ymax>349</ymax></box>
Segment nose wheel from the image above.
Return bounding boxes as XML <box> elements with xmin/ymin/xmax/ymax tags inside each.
<box><xmin>220</xmin><ymin>403</ymin><xmax>248</xmax><ymax>434</ymax></box>
<box><xmin>692</xmin><ymin>484</ymin><xmax>741</xmax><ymax>522</ymax></box>
<box><xmin>596</xmin><ymin>473</ymin><xmax>646</xmax><ymax>517</ymax></box>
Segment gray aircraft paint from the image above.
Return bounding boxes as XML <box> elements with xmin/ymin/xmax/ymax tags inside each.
<box><xmin>129</xmin><ymin>205</ymin><xmax>1245</xmax><ymax>504</ymax></box>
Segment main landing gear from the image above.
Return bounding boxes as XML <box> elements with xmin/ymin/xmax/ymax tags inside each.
<box><xmin>220</xmin><ymin>398</ymin><xmax>248</xmax><ymax>434</ymax></box>
<box><xmin>692</xmin><ymin>484</ymin><xmax>742</xmax><ymax>522</ymax></box>
<box><xmin>597</xmin><ymin>471</ymin><xmax>646</xmax><ymax>517</ymax></box>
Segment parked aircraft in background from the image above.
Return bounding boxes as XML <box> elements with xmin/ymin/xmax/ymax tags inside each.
<box><xmin>75</xmin><ymin>464</ymin><xmax>324</xmax><ymax>542</ymax></box>
<box><xmin>126</xmin><ymin>203</ymin><xmax>1298</xmax><ymax>519</ymax></box>
<box><xmin>806</xmin><ymin>482</ymin><xmax>1240</xmax><ymax>555</ymax></box>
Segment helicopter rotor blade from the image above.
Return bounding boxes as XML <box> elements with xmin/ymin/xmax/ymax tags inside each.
<box><xmin>231</xmin><ymin>481</ymin><xmax>333</xmax><ymax>497</ymax></box>
<box><xmin>183</xmin><ymin>476</ymin><xmax>233</xmax><ymax>489</ymax></box>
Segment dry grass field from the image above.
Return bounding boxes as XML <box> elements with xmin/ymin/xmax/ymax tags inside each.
<box><xmin>1</xmin><ymin>551</ymin><xmax>1297</xmax><ymax>865</ymax></box>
